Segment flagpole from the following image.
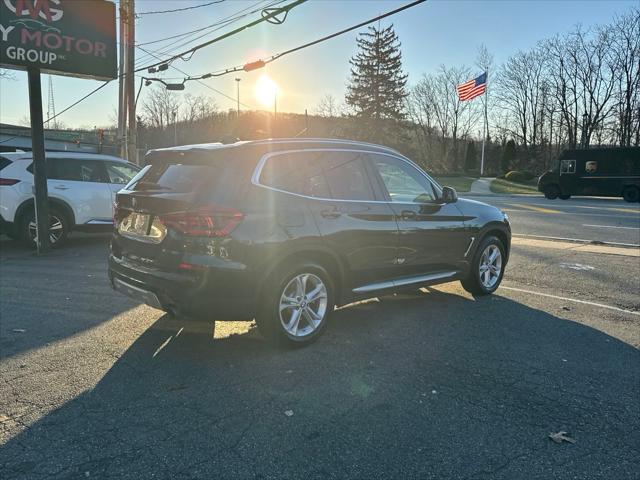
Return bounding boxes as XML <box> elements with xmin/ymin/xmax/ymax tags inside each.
<box><xmin>480</xmin><ymin>70</ymin><xmax>488</xmax><ymax>176</ymax></box>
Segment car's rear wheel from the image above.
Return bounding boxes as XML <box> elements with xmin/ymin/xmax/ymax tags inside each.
<box><xmin>622</xmin><ymin>186</ymin><xmax>639</xmax><ymax>203</ymax></box>
<box><xmin>543</xmin><ymin>184</ymin><xmax>560</xmax><ymax>199</ymax></box>
<box><xmin>461</xmin><ymin>236</ymin><xmax>506</xmax><ymax>296</ymax></box>
<box><xmin>20</xmin><ymin>208</ymin><xmax>69</xmax><ymax>248</ymax></box>
<box><xmin>256</xmin><ymin>262</ymin><xmax>334</xmax><ymax>347</ymax></box>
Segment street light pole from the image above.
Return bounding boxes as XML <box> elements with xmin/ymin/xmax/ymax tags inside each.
<box><xmin>235</xmin><ymin>78</ymin><xmax>241</xmax><ymax>117</ymax></box>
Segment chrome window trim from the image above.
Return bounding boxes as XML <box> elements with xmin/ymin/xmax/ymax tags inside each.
<box><xmin>251</xmin><ymin>148</ymin><xmax>443</xmax><ymax>205</ymax></box>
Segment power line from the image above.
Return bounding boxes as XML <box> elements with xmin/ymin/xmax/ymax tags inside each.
<box><xmin>135</xmin><ymin>0</ymin><xmax>282</xmax><ymax>48</ymax></box>
<box><xmin>136</xmin><ymin>46</ymin><xmax>255</xmax><ymax>110</ymax></box>
<box><xmin>135</xmin><ymin>0</ymin><xmax>307</xmax><ymax>73</ymax></box>
<box><xmin>134</xmin><ymin>0</ymin><xmax>283</xmax><ymax>69</ymax></box>
<box><xmin>162</xmin><ymin>0</ymin><xmax>428</xmax><ymax>84</ymax></box>
<box><xmin>137</xmin><ymin>1</ymin><xmax>225</xmax><ymax>16</ymax></box>
<box><xmin>0</xmin><ymin>81</ymin><xmax>112</xmax><ymax>145</ymax></box>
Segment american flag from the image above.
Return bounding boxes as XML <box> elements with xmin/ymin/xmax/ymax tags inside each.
<box><xmin>457</xmin><ymin>73</ymin><xmax>487</xmax><ymax>101</ymax></box>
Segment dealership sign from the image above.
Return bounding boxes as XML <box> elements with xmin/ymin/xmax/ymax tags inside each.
<box><xmin>0</xmin><ymin>0</ymin><xmax>116</xmax><ymax>80</ymax></box>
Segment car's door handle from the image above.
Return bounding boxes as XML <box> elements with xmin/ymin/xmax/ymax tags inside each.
<box><xmin>54</xmin><ymin>185</ymin><xmax>70</xmax><ymax>190</ymax></box>
<box><xmin>400</xmin><ymin>210</ymin><xmax>416</xmax><ymax>220</ymax></box>
<box><xmin>320</xmin><ymin>208</ymin><xmax>341</xmax><ymax>219</ymax></box>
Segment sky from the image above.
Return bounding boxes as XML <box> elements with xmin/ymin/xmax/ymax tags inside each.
<box><xmin>0</xmin><ymin>0</ymin><xmax>636</xmax><ymax>129</ymax></box>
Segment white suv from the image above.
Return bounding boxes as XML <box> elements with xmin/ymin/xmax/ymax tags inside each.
<box><xmin>0</xmin><ymin>152</ymin><xmax>139</xmax><ymax>247</ymax></box>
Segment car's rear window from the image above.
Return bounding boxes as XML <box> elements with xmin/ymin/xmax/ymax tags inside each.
<box><xmin>129</xmin><ymin>163</ymin><xmax>219</xmax><ymax>193</ymax></box>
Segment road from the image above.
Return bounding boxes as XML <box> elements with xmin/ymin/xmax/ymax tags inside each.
<box><xmin>466</xmin><ymin>194</ymin><xmax>640</xmax><ymax>246</ymax></box>
<box><xmin>1</xmin><ymin>195</ymin><xmax>639</xmax><ymax>479</ymax></box>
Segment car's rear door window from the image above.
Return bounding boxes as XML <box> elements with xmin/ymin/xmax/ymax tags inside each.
<box><xmin>260</xmin><ymin>150</ymin><xmax>376</xmax><ymax>201</ymax></box>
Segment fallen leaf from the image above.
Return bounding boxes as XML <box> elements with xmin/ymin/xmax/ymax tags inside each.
<box><xmin>549</xmin><ymin>431</ymin><xmax>576</xmax><ymax>444</ymax></box>
<box><xmin>561</xmin><ymin>306</ymin><xmax>571</xmax><ymax>311</ymax></box>
<box><xmin>284</xmin><ymin>410</ymin><xmax>294</xmax><ymax>417</ymax></box>
<box><xmin>0</xmin><ymin>414</ymin><xmax>10</xmax><ymax>423</ymax></box>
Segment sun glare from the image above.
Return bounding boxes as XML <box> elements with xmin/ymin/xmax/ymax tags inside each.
<box><xmin>255</xmin><ymin>75</ymin><xmax>278</xmax><ymax>108</ymax></box>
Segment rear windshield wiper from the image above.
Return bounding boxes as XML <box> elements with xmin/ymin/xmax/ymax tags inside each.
<box><xmin>135</xmin><ymin>181</ymin><xmax>172</xmax><ymax>191</ymax></box>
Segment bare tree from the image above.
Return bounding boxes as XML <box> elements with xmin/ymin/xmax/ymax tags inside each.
<box><xmin>610</xmin><ymin>7</ymin><xmax>640</xmax><ymax>146</ymax></box>
<box><xmin>181</xmin><ymin>94</ymin><xmax>217</xmax><ymax>124</ymax></box>
<box><xmin>315</xmin><ymin>94</ymin><xmax>338</xmax><ymax>118</ymax></box>
<box><xmin>142</xmin><ymin>86</ymin><xmax>180</xmax><ymax>130</ymax></box>
<box><xmin>410</xmin><ymin>66</ymin><xmax>481</xmax><ymax>171</ymax></box>
<box><xmin>496</xmin><ymin>46</ymin><xmax>547</xmax><ymax>153</ymax></box>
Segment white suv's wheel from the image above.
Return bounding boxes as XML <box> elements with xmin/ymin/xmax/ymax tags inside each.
<box><xmin>256</xmin><ymin>262</ymin><xmax>334</xmax><ymax>347</ymax></box>
<box><xmin>20</xmin><ymin>208</ymin><xmax>69</xmax><ymax>248</ymax></box>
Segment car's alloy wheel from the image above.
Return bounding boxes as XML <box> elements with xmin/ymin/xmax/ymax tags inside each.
<box><xmin>279</xmin><ymin>273</ymin><xmax>328</xmax><ymax>337</ymax></box>
<box><xmin>28</xmin><ymin>214</ymin><xmax>65</xmax><ymax>245</ymax></box>
<box><xmin>478</xmin><ymin>244</ymin><xmax>502</xmax><ymax>290</ymax></box>
<box><xmin>257</xmin><ymin>263</ymin><xmax>333</xmax><ymax>346</ymax></box>
<box><xmin>21</xmin><ymin>209</ymin><xmax>69</xmax><ymax>248</ymax></box>
<box><xmin>461</xmin><ymin>235</ymin><xmax>506</xmax><ymax>295</ymax></box>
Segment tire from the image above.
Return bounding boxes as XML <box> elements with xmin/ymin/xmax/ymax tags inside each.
<box><xmin>559</xmin><ymin>194</ymin><xmax>571</xmax><ymax>200</ymax></box>
<box><xmin>543</xmin><ymin>184</ymin><xmax>560</xmax><ymax>200</ymax></box>
<box><xmin>256</xmin><ymin>262</ymin><xmax>334</xmax><ymax>347</ymax></box>
<box><xmin>622</xmin><ymin>186</ymin><xmax>639</xmax><ymax>203</ymax></box>
<box><xmin>19</xmin><ymin>207</ymin><xmax>69</xmax><ymax>248</ymax></box>
<box><xmin>461</xmin><ymin>235</ymin><xmax>506</xmax><ymax>296</ymax></box>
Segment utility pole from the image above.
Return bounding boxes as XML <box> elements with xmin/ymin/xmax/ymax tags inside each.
<box><xmin>173</xmin><ymin>110</ymin><xmax>178</xmax><ymax>145</ymax></box>
<box><xmin>235</xmin><ymin>78</ymin><xmax>241</xmax><ymax>117</ymax></box>
<box><xmin>126</xmin><ymin>0</ymin><xmax>137</xmax><ymax>163</ymax></box>
<box><xmin>118</xmin><ymin>0</ymin><xmax>126</xmax><ymax>159</ymax></box>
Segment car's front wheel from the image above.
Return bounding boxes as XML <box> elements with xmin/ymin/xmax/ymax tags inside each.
<box><xmin>20</xmin><ymin>208</ymin><xmax>69</xmax><ymax>248</ymax></box>
<box><xmin>256</xmin><ymin>263</ymin><xmax>334</xmax><ymax>347</ymax></box>
<box><xmin>461</xmin><ymin>236</ymin><xmax>506</xmax><ymax>295</ymax></box>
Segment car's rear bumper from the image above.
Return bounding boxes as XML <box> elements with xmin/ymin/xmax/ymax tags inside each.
<box><xmin>108</xmin><ymin>254</ymin><xmax>257</xmax><ymax>320</ymax></box>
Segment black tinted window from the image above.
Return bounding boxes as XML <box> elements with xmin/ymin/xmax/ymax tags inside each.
<box><xmin>260</xmin><ymin>151</ymin><xmax>375</xmax><ymax>201</ymax></box>
<box><xmin>130</xmin><ymin>163</ymin><xmax>218</xmax><ymax>193</ymax></box>
<box><xmin>260</xmin><ymin>151</ymin><xmax>330</xmax><ymax>198</ymax></box>
<box><xmin>49</xmin><ymin>159</ymin><xmax>107</xmax><ymax>182</ymax></box>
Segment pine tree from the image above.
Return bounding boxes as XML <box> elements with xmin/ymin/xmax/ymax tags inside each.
<box><xmin>345</xmin><ymin>24</ymin><xmax>408</xmax><ymax>121</ymax></box>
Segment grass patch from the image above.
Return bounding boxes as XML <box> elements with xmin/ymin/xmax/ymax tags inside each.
<box><xmin>434</xmin><ymin>176</ymin><xmax>476</xmax><ymax>193</ymax></box>
<box><xmin>490</xmin><ymin>178</ymin><xmax>539</xmax><ymax>194</ymax></box>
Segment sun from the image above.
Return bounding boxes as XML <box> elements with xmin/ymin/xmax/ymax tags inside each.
<box><xmin>255</xmin><ymin>75</ymin><xmax>278</xmax><ymax>108</ymax></box>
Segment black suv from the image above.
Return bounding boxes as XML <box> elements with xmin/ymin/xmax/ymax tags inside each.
<box><xmin>109</xmin><ymin>139</ymin><xmax>510</xmax><ymax>345</ymax></box>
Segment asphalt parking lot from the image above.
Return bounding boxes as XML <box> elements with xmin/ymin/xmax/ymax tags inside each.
<box><xmin>1</xmin><ymin>195</ymin><xmax>639</xmax><ymax>479</ymax></box>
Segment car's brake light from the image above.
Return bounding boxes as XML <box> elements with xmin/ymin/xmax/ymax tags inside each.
<box><xmin>0</xmin><ymin>178</ymin><xmax>20</xmax><ymax>186</ymax></box>
<box><xmin>160</xmin><ymin>206</ymin><xmax>243</xmax><ymax>237</ymax></box>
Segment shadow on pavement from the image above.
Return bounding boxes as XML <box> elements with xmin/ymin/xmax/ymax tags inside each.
<box><xmin>1</xmin><ymin>290</ymin><xmax>638</xmax><ymax>479</ymax></box>
<box><xmin>0</xmin><ymin>235</ymin><xmax>137</xmax><ymax>358</ymax></box>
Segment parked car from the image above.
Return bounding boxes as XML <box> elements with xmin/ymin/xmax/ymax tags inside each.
<box><xmin>538</xmin><ymin>147</ymin><xmax>640</xmax><ymax>202</ymax></box>
<box><xmin>109</xmin><ymin>139</ymin><xmax>511</xmax><ymax>346</ymax></box>
<box><xmin>0</xmin><ymin>152</ymin><xmax>139</xmax><ymax>246</ymax></box>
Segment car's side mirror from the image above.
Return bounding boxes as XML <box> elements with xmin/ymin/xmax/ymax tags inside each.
<box><xmin>441</xmin><ymin>186</ymin><xmax>458</xmax><ymax>203</ymax></box>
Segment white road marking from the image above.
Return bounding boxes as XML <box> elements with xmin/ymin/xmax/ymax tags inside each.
<box><xmin>583</xmin><ymin>224</ymin><xmax>639</xmax><ymax>230</ymax></box>
<box><xmin>500</xmin><ymin>285</ymin><xmax>640</xmax><ymax>317</ymax></box>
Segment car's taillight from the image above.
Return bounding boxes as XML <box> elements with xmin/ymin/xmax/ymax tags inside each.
<box><xmin>160</xmin><ymin>206</ymin><xmax>243</xmax><ymax>237</ymax></box>
<box><xmin>0</xmin><ymin>178</ymin><xmax>20</xmax><ymax>186</ymax></box>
